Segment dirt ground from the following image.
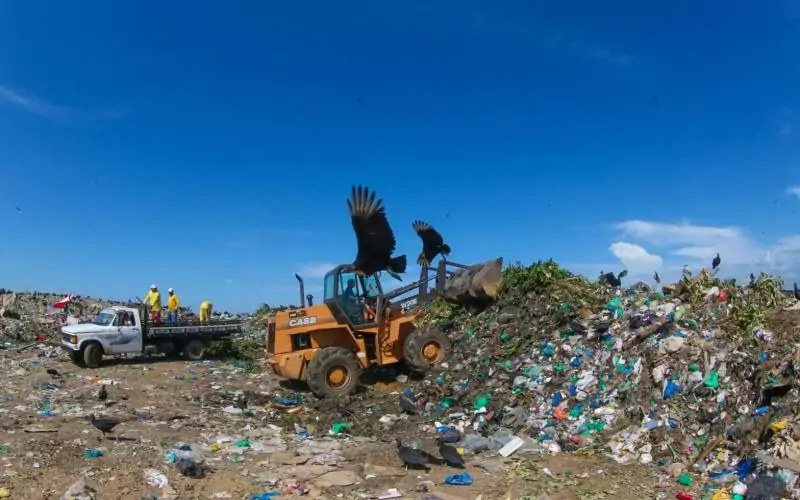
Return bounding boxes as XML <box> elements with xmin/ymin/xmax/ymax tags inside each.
<box><xmin>0</xmin><ymin>347</ymin><xmax>686</xmax><ymax>499</ymax></box>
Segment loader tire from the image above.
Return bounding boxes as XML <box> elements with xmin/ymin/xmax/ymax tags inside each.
<box><xmin>404</xmin><ymin>326</ymin><xmax>449</xmax><ymax>374</ymax></box>
<box><xmin>307</xmin><ymin>347</ymin><xmax>361</xmax><ymax>399</ymax></box>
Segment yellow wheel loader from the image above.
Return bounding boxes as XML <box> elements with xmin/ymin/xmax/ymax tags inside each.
<box><xmin>266</xmin><ymin>258</ymin><xmax>503</xmax><ymax>398</ymax></box>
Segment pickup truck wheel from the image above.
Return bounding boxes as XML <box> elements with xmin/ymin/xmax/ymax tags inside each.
<box><xmin>307</xmin><ymin>347</ymin><xmax>361</xmax><ymax>399</ymax></box>
<box><xmin>183</xmin><ymin>340</ymin><xmax>205</xmax><ymax>361</ymax></box>
<box><xmin>403</xmin><ymin>326</ymin><xmax>449</xmax><ymax>374</ymax></box>
<box><xmin>69</xmin><ymin>350</ymin><xmax>84</xmax><ymax>366</ymax></box>
<box><xmin>82</xmin><ymin>343</ymin><xmax>103</xmax><ymax>369</ymax></box>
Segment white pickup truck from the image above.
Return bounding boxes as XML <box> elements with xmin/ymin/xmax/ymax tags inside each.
<box><xmin>60</xmin><ymin>306</ymin><xmax>245</xmax><ymax>368</ymax></box>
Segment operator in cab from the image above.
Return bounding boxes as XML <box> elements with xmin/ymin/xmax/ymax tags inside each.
<box><xmin>342</xmin><ymin>279</ymin><xmax>356</xmax><ymax>302</ymax></box>
<box><xmin>166</xmin><ymin>287</ymin><xmax>180</xmax><ymax>323</ymax></box>
<box><xmin>142</xmin><ymin>284</ymin><xmax>162</xmax><ymax>323</ymax></box>
<box><xmin>199</xmin><ymin>300</ymin><xmax>213</xmax><ymax>323</ymax></box>
<box><xmin>341</xmin><ymin>279</ymin><xmax>360</xmax><ymax>321</ymax></box>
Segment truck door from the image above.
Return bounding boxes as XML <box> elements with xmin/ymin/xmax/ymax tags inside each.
<box><xmin>108</xmin><ymin>310</ymin><xmax>143</xmax><ymax>354</ymax></box>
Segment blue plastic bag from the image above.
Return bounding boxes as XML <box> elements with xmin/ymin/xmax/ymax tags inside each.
<box><xmin>444</xmin><ymin>472</ymin><xmax>474</xmax><ymax>486</ymax></box>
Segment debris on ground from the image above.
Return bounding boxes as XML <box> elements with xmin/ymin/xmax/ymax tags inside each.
<box><xmin>3</xmin><ymin>260</ymin><xmax>800</xmax><ymax>497</ymax></box>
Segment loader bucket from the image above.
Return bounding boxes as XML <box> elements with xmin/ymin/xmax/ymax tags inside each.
<box><xmin>441</xmin><ymin>258</ymin><xmax>504</xmax><ymax>309</ymax></box>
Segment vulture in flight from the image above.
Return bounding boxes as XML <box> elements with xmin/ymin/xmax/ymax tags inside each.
<box><xmin>600</xmin><ymin>269</ymin><xmax>628</xmax><ymax>287</ymax></box>
<box><xmin>412</xmin><ymin>220</ymin><xmax>451</xmax><ymax>267</ymax></box>
<box><xmin>347</xmin><ymin>185</ymin><xmax>407</xmax><ymax>280</ymax></box>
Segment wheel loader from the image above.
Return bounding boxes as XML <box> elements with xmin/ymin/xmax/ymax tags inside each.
<box><xmin>265</xmin><ymin>258</ymin><xmax>503</xmax><ymax>398</ymax></box>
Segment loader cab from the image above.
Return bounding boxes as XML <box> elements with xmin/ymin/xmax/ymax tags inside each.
<box><xmin>323</xmin><ymin>266</ymin><xmax>383</xmax><ymax>328</ymax></box>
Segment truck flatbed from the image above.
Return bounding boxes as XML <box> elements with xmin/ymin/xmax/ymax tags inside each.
<box><xmin>147</xmin><ymin>319</ymin><xmax>244</xmax><ymax>337</ymax></box>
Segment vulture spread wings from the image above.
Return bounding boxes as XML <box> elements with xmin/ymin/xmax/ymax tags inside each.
<box><xmin>412</xmin><ymin>220</ymin><xmax>449</xmax><ymax>267</ymax></box>
<box><xmin>348</xmin><ymin>185</ymin><xmax>397</xmax><ymax>270</ymax></box>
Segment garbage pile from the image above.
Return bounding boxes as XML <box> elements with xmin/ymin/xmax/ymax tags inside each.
<box><xmin>0</xmin><ymin>292</ymin><xmax>87</xmax><ymax>344</ymax></box>
<box><xmin>370</xmin><ymin>260</ymin><xmax>800</xmax><ymax>498</ymax></box>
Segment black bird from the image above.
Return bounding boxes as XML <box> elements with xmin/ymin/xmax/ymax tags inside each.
<box><xmin>234</xmin><ymin>393</ymin><xmax>248</xmax><ymax>411</ymax></box>
<box><xmin>347</xmin><ymin>186</ymin><xmax>407</xmax><ymax>280</ymax></box>
<box><xmin>412</xmin><ymin>220</ymin><xmax>451</xmax><ymax>267</ymax></box>
<box><xmin>98</xmin><ymin>384</ymin><xmax>108</xmax><ymax>401</ymax></box>
<box><xmin>176</xmin><ymin>458</ymin><xmax>207</xmax><ymax>478</ymax></box>
<box><xmin>653</xmin><ymin>272</ymin><xmax>661</xmax><ymax>284</ymax></box>
<box><xmin>395</xmin><ymin>438</ymin><xmax>429</xmax><ymax>471</ymax></box>
<box><xmin>712</xmin><ymin>253</ymin><xmax>721</xmax><ymax>270</ymax></box>
<box><xmin>90</xmin><ymin>414</ymin><xmax>121</xmax><ymax>439</ymax></box>
<box><xmin>399</xmin><ymin>393</ymin><xmax>423</xmax><ymax>415</ymax></box>
<box><xmin>46</xmin><ymin>368</ymin><xmax>60</xmax><ymax>379</ymax></box>
<box><xmin>437</xmin><ymin>438</ymin><xmax>466</xmax><ymax>468</ymax></box>
<box><xmin>794</xmin><ymin>283</ymin><xmax>800</xmax><ymax>301</ymax></box>
<box><xmin>599</xmin><ymin>270</ymin><xmax>627</xmax><ymax>287</ymax></box>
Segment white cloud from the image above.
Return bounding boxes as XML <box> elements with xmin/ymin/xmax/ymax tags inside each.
<box><xmin>299</xmin><ymin>263</ymin><xmax>337</xmax><ymax>278</ymax></box>
<box><xmin>616</xmin><ymin>220</ymin><xmax>764</xmax><ymax>267</ymax></box>
<box><xmin>610</xmin><ymin>220</ymin><xmax>800</xmax><ymax>283</ymax></box>
<box><xmin>0</xmin><ymin>84</ymin><xmax>126</xmax><ymax>122</ymax></box>
<box><xmin>787</xmin><ymin>186</ymin><xmax>800</xmax><ymax>199</ymax></box>
<box><xmin>608</xmin><ymin>242</ymin><xmax>663</xmax><ymax>276</ymax></box>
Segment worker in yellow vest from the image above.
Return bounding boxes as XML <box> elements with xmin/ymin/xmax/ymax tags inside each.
<box><xmin>142</xmin><ymin>284</ymin><xmax>162</xmax><ymax>323</ymax></box>
<box><xmin>199</xmin><ymin>300</ymin><xmax>213</xmax><ymax>323</ymax></box>
<box><xmin>166</xmin><ymin>288</ymin><xmax>180</xmax><ymax>323</ymax></box>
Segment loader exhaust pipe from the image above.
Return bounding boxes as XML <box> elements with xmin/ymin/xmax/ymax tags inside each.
<box><xmin>294</xmin><ymin>273</ymin><xmax>305</xmax><ymax>308</ymax></box>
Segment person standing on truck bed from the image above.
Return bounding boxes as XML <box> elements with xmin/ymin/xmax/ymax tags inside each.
<box><xmin>142</xmin><ymin>284</ymin><xmax>163</xmax><ymax>324</ymax></box>
<box><xmin>166</xmin><ymin>288</ymin><xmax>180</xmax><ymax>323</ymax></box>
<box><xmin>199</xmin><ymin>300</ymin><xmax>213</xmax><ymax>323</ymax></box>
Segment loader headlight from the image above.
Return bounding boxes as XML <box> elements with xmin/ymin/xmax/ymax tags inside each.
<box><xmin>70</xmin><ymin>335</ymin><xmax>78</xmax><ymax>344</ymax></box>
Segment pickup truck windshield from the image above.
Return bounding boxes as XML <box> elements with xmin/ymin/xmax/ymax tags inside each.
<box><xmin>91</xmin><ymin>312</ymin><xmax>115</xmax><ymax>326</ymax></box>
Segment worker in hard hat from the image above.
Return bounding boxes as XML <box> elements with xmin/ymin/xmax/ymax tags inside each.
<box><xmin>142</xmin><ymin>284</ymin><xmax>162</xmax><ymax>323</ymax></box>
<box><xmin>199</xmin><ymin>300</ymin><xmax>213</xmax><ymax>323</ymax></box>
<box><xmin>166</xmin><ymin>288</ymin><xmax>180</xmax><ymax>324</ymax></box>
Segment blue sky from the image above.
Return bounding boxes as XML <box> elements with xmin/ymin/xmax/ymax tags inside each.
<box><xmin>2</xmin><ymin>1</ymin><xmax>800</xmax><ymax>312</ymax></box>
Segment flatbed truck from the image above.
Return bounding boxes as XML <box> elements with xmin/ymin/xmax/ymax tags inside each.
<box><xmin>60</xmin><ymin>306</ymin><xmax>244</xmax><ymax>368</ymax></box>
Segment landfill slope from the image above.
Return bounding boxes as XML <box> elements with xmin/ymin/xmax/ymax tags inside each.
<box><xmin>386</xmin><ymin>261</ymin><xmax>800</xmax><ymax>498</ymax></box>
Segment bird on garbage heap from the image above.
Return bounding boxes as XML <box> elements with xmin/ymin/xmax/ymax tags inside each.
<box><xmin>399</xmin><ymin>392</ymin><xmax>424</xmax><ymax>415</ymax></box>
<box><xmin>794</xmin><ymin>283</ymin><xmax>800</xmax><ymax>301</ymax></box>
<box><xmin>412</xmin><ymin>220</ymin><xmax>451</xmax><ymax>267</ymax></box>
<box><xmin>653</xmin><ymin>272</ymin><xmax>661</xmax><ymax>284</ymax></box>
<box><xmin>90</xmin><ymin>414</ymin><xmax>121</xmax><ymax>440</ymax></box>
<box><xmin>234</xmin><ymin>393</ymin><xmax>248</xmax><ymax>411</ymax></box>
<box><xmin>437</xmin><ymin>437</ymin><xmax>466</xmax><ymax>468</ymax></box>
<box><xmin>98</xmin><ymin>384</ymin><xmax>108</xmax><ymax>401</ymax></box>
<box><xmin>395</xmin><ymin>438</ymin><xmax>430</xmax><ymax>471</ymax></box>
<box><xmin>600</xmin><ymin>270</ymin><xmax>628</xmax><ymax>287</ymax></box>
<box><xmin>46</xmin><ymin>368</ymin><xmax>61</xmax><ymax>379</ymax></box>
<box><xmin>712</xmin><ymin>252</ymin><xmax>721</xmax><ymax>270</ymax></box>
<box><xmin>347</xmin><ymin>185</ymin><xmax>407</xmax><ymax>281</ymax></box>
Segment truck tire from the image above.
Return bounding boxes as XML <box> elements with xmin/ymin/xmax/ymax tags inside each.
<box><xmin>403</xmin><ymin>326</ymin><xmax>449</xmax><ymax>374</ymax></box>
<box><xmin>82</xmin><ymin>343</ymin><xmax>103</xmax><ymax>369</ymax></box>
<box><xmin>307</xmin><ymin>347</ymin><xmax>361</xmax><ymax>399</ymax></box>
<box><xmin>183</xmin><ymin>340</ymin><xmax>205</xmax><ymax>361</ymax></box>
<box><xmin>70</xmin><ymin>349</ymin><xmax>84</xmax><ymax>366</ymax></box>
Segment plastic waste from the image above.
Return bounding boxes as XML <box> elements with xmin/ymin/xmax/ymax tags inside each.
<box><xmin>444</xmin><ymin>472</ymin><xmax>474</xmax><ymax>485</ymax></box>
